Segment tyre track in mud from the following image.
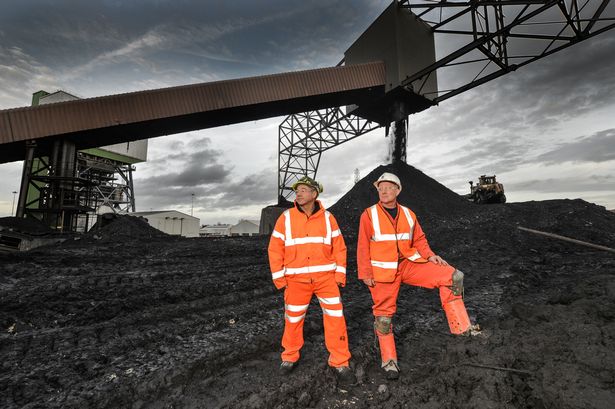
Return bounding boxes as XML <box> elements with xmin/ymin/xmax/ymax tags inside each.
<box><xmin>1</xmin><ymin>236</ymin><xmax>289</xmax><ymax>409</ymax></box>
<box><xmin>152</xmin><ymin>235</ymin><xmax>516</xmax><ymax>409</ymax></box>
<box><xmin>0</xmin><ymin>220</ymin><xmax>568</xmax><ymax>408</ymax></box>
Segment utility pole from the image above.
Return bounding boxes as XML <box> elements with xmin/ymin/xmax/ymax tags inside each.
<box><xmin>11</xmin><ymin>191</ymin><xmax>17</xmax><ymax>216</ymax></box>
<box><xmin>191</xmin><ymin>193</ymin><xmax>195</xmax><ymax>216</ymax></box>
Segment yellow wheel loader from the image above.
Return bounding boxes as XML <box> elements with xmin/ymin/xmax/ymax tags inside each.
<box><xmin>466</xmin><ymin>175</ymin><xmax>506</xmax><ymax>204</ymax></box>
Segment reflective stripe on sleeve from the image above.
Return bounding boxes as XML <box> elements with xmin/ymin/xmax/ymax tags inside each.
<box><xmin>370</xmin><ymin>260</ymin><xmax>398</xmax><ymax>269</ymax></box>
<box><xmin>271</xmin><ymin>230</ymin><xmax>285</xmax><ymax>240</ymax></box>
<box><xmin>285</xmin><ymin>263</ymin><xmax>337</xmax><ymax>275</ymax></box>
<box><xmin>331</xmin><ymin>229</ymin><xmax>341</xmax><ymax>238</ymax></box>
<box><xmin>408</xmin><ymin>252</ymin><xmax>422</xmax><ymax>261</ymax></box>
<box><xmin>322</xmin><ymin>308</ymin><xmax>344</xmax><ymax>317</ymax></box>
<box><xmin>335</xmin><ymin>266</ymin><xmax>346</xmax><ymax>274</ymax></box>
<box><xmin>271</xmin><ymin>269</ymin><xmax>286</xmax><ymax>279</ymax></box>
<box><xmin>317</xmin><ymin>296</ymin><xmax>341</xmax><ymax>305</ymax></box>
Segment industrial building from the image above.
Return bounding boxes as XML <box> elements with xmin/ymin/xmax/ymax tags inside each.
<box><xmin>130</xmin><ymin>210</ymin><xmax>199</xmax><ymax>238</ymax></box>
<box><xmin>200</xmin><ymin>219</ymin><xmax>260</xmax><ymax>237</ymax></box>
<box><xmin>230</xmin><ymin>219</ymin><xmax>260</xmax><ymax>236</ymax></box>
<box><xmin>200</xmin><ymin>223</ymin><xmax>232</xmax><ymax>237</ymax></box>
<box><xmin>19</xmin><ymin>90</ymin><xmax>148</xmax><ymax>232</ymax></box>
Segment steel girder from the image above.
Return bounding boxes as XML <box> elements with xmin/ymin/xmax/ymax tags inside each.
<box><xmin>398</xmin><ymin>0</ymin><xmax>615</xmax><ymax>102</ymax></box>
<box><xmin>76</xmin><ymin>153</ymin><xmax>137</xmax><ymax>215</ymax></box>
<box><xmin>277</xmin><ymin>1</ymin><xmax>614</xmax><ymax>198</ymax></box>
<box><xmin>278</xmin><ymin>108</ymin><xmax>380</xmax><ymax>200</ymax></box>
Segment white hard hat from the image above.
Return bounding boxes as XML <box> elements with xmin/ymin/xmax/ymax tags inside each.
<box><xmin>374</xmin><ymin>172</ymin><xmax>402</xmax><ymax>191</ymax></box>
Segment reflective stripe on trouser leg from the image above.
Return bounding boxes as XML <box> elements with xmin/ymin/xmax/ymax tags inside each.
<box><xmin>315</xmin><ymin>275</ymin><xmax>351</xmax><ymax>367</ymax></box>
<box><xmin>375</xmin><ymin>322</ymin><xmax>397</xmax><ymax>366</ymax></box>
<box><xmin>281</xmin><ymin>280</ymin><xmax>313</xmax><ymax>363</ymax></box>
<box><xmin>442</xmin><ymin>298</ymin><xmax>471</xmax><ymax>334</ymax></box>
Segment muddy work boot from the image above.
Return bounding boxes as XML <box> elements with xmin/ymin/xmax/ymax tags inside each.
<box><xmin>382</xmin><ymin>360</ymin><xmax>400</xmax><ymax>380</ymax></box>
<box><xmin>280</xmin><ymin>361</ymin><xmax>296</xmax><ymax>374</ymax></box>
<box><xmin>333</xmin><ymin>366</ymin><xmax>357</xmax><ymax>386</ymax></box>
<box><xmin>460</xmin><ymin>323</ymin><xmax>482</xmax><ymax>337</ymax></box>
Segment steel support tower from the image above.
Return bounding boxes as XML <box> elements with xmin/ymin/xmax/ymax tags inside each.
<box><xmin>277</xmin><ymin>0</ymin><xmax>615</xmax><ymax>198</ymax></box>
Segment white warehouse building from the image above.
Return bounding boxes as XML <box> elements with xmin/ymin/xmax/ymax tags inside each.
<box><xmin>200</xmin><ymin>220</ymin><xmax>260</xmax><ymax>237</ymax></box>
<box><xmin>230</xmin><ymin>220</ymin><xmax>260</xmax><ymax>236</ymax></box>
<box><xmin>200</xmin><ymin>224</ymin><xmax>232</xmax><ymax>237</ymax></box>
<box><xmin>130</xmin><ymin>210</ymin><xmax>200</xmax><ymax>238</ymax></box>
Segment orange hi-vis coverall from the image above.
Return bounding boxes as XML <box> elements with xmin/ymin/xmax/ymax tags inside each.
<box><xmin>357</xmin><ymin>203</ymin><xmax>472</xmax><ymax>366</ymax></box>
<box><xmin>268</xmin><ymin>200</ymin><xmax>351</xmax><ymax>367</ymax></box>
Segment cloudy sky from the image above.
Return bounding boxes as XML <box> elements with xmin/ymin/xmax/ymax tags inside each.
<box><xmin>1</xmin><ymin>0</ymin><xmax>614</xmax><ymax>224</ymax></box>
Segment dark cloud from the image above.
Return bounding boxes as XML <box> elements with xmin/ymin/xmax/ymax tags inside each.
<box><xmin>138</xmin><ymin>147</ymin><xmax>232</xmax><ymax>187</ymax></box>
<box><xmin>500</xmin><ymin>36</ymin><xmax>615</xmax><ymax>125</ymax></box>
<box><xmin>134</xmin><ymin>137</ymin><xmax>233</xmax><ymax>211</ymax></box>
<box><xmin>135</xmin><ymin>131</ymin><xmax>278</xmax><ymax>210</ymax></box>
<box><xmin>447</xmin><ymin>136</ymin><xmax>535</xmax><ymax>174</ymax></box>
<box><xmin>213</xmin><ymin>168</ymin><xmax>279</xmax><ymax>208</ymax></box>
<box><xmin>0</xmin><ymin>1</ymin><xmax>384</xmax><ymax>84</ymax></box>
<box><xmin>135</xmin><ymin>166</ymin><xmax>277</xmax><ymax>212</ymax></box>
<box><xmin>537</xmin><ymin>129</ymin><xmax>615</xmax><ymax>164</ymax></box>
<box><xmin>0</xmin><ymin>0</ymin><xmax>390</xmax><ymax>111</ymax></box>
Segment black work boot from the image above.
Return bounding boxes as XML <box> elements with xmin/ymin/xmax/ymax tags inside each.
<box><xmin>334</xmin><ymin>366</ymin><xmax>357</xmax><ymax>386</ymax></box>
<box><xmin>280</xmin><ymin>361</ymin><xmax>296</xmax><ymax>374</ymax></box>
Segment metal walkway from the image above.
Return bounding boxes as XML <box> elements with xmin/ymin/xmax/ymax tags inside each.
<box><xmin>0</xmin><ymin>62</ymin><xmax>385</xmax><ymax>164</ymax></box>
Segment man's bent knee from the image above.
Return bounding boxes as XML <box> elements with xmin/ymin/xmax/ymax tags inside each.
<box><xmin>375</xmin><ymin>316</ymin><xmax>392</xmax><ymax>334</ymax></box>
<box><xmin>451</xmin><ymin>269</ymin><xmax>464</xmax><ymax>296</ymax></box>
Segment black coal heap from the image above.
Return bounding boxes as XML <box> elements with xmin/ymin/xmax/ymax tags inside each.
<box><xmin>0</xmin><ymin>216</ymin><xmax>54</xmax><ymax>235</ymax></box>
<box><xmin>87</xmin><ymin>214</ymin><xmax>168</xmax><ymax>242</ymax></box>
<box><xmin>330</xmin><ymin>161</ymin><xmax>472</xmax><ymax>237</ymax></box>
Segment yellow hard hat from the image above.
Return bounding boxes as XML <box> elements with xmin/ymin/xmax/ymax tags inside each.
<box><xmin>291</xmin><ymin>176</ymin><xmax>323</xmax><ymax>193</ymax></box>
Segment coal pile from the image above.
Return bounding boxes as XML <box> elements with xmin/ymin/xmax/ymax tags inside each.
<box><xmin>1</xmin><ymin>163</ymin><xmax>614</xmax><ymax>409</ymax></box>
<box><xmin>86</xmin><ymin>214</ymin><xmax>169</xmax><ymax>242</ymax></box>
<box><xmin>0</xmin><ymin>216</ymin><xmax>54</xmax><ymax>235</ymax></box>
<box><xmin>330</xmin><ymin>162</ymin><xmax>473</xmax><ymax>238</ymax></box>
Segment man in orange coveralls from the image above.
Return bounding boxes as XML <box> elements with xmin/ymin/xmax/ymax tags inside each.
<box><xmin>358</xmin><ymin>172</ymin><xmax>480</xmax><ymax>380</ymax></box>
<box><xmin>268</xmin><ymin>176</ymin><xmax>356</xmax><ymax>385</ymax></box>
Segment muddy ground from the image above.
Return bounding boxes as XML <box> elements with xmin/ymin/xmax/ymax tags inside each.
<box><xmin>1</xmin><ymin>163</ymin><xmax>614</xmax><ymax>409</ymax></box>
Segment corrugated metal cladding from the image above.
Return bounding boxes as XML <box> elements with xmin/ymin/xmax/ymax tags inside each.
<box><xmin>0</xmin><ymin>62</ymin><xmax>385</xmax><ymax>147</ymax></box>
<box><xmin>0</xmin><ymin>113</ymin><xmax>12</xmax><ymax>143</ymax></box>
